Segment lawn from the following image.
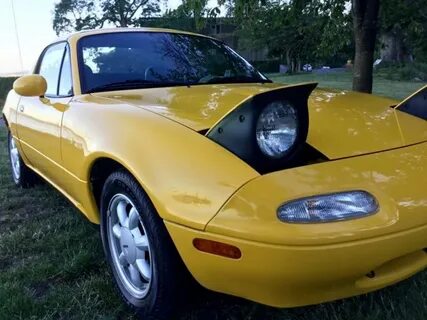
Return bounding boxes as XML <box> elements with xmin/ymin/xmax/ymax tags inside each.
<box><xmin>1</xmin><ymin>73</ymin><xmax>427</xmax><ymax>319</ymax></box>
<box><xmin>269</xmin><ymin>71</ymin><xmax>426</xmax><ymax>100</ymax></box>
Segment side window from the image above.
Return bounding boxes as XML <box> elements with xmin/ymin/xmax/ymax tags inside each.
<box><xmin>58</xmin><ymin>46</ymin><xmax>73</xmax><ymax>96</ymax></box>
<box><xmin>38</xmin><ymin>42</ymin><xmax>66</xmax><ymax>96</ymax></box>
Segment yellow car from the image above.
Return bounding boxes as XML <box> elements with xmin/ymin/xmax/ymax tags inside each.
<box><xmin>3</xmin><ymin>28</ymin><xmax>427</xmax><ymax>319</ymax></box>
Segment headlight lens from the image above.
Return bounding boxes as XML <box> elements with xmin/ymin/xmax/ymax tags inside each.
<box><xmin>277</xmin><ymin>191</ymin><xmax>378</xmax><ymax>223</ymax></box>
<box><xmin>256</xmin><ymin>101</ymin><xmax>298</xmax><ymax>158</ymax></box>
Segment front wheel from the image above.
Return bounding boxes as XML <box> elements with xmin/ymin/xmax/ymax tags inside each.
<box><xmin>7</xmin><ymin>132</ymin><xmax>35</xmax><ymax>188</ymax></box>
<box><xmin>100</xmin><ymin>170</ymin><xmax>187</xmax><ymax>319</ymax></box>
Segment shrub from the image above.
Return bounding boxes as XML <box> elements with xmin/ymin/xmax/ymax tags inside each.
<box><xmin>0</xmin><ymin>77</ymin><xmax>17</xmax><ymax>106</ymax></box>
<box><xmin>375</xmin><ymin>62</ymin><xmax>427</xmax><ymax>81</ymax></box>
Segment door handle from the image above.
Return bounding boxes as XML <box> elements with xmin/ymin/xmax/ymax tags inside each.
<box><xmin>19</xmin><ymin>105</ymin><xmax>24</xmax><ymax>112</ymax></box>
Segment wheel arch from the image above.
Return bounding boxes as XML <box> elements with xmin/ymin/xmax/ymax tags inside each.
<box><xmin>87</xmin><ymin>154</ymin><xmax>167</xmax><ymax>226</ymax></box>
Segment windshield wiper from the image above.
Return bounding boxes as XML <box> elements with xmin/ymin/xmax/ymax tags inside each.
<box><xmin>199</xmin><ymin>75</ymin><xmax>272</xmax><ymax>85</ymax></box>
<box><xmin>87</xmin><ymin>79</ymin><xmax>191</xmax><ymax>93</ymax></box>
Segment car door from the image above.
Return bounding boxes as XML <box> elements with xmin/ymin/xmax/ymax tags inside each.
<box><xmin>16</xmin><ymin>42</ymin><xmax>73</xmax><ymax>184</ymax></box>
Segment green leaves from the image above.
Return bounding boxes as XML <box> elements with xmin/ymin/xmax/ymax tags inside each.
<box><xmin>52</xmin><ymin>0</ymin><xmax>161</xmax><ymax>35</ymax></box>
<box><xmin>224</xmin><ymin>0</ymin><xmax>352</xmax><ymax>72</ymax></box>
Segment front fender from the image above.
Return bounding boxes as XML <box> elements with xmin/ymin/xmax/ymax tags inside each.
<box><xmin>61</xmin><ymin>94</ymin><xmax>259</xmax><ymax>229</ymax></box>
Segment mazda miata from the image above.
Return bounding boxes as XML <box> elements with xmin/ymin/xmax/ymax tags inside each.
<box><xmin>2</xmin><ymin>28</ymin><xmax>427</xmax><ymax>319</ymax></box>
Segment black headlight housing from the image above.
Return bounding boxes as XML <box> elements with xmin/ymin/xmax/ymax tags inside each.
<box><xmin>207</xmin><ymin>83</ymin><xmax>317</xmax><ymax>172</ymax></box>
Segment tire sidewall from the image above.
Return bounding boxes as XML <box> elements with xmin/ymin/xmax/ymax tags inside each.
<box><xmin>100</xmin><ymin>172</ymin><xmax>163</xmax><ymax>314</ymax></box>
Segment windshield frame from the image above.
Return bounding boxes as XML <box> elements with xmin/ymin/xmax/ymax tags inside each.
<box><xmin>76</xmin><ymin>31</ymin><xmax>271</xmax><ymax>94</ymax></box>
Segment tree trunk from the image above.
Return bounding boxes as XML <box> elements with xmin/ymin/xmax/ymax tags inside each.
<box><xmin>352</xmin><ymin>0</ymin><xmax>380</xmax><ymax>93</ymax></box>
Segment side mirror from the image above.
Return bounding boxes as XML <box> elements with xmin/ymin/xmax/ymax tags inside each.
<box><xmin>13</xmin><ymin>75</ymin><xmax>47</xmax><ymax>97</ymax></box>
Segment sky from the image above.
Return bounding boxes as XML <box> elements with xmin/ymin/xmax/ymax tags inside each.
<box><xmin>0</xmin><ymin>0</ymin><xmax>218</xmax><ymax>75</ymax></box>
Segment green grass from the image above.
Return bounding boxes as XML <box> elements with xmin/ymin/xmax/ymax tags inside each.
<box><xmin>0</xmin><ymin>77</ymin><xmax>17</xmax><ymax>107</ymax></box>
<box><xmin>268</xmin><ymin>71</ymin><xmax>426</xmax><ymax>100</ymax></box>
<box><xmin>1</xmin><ymin>72</ymin><xmax>427</xmax><ymax>319</ymax></box>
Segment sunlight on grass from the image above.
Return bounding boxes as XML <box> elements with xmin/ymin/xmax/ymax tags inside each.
<box><xmin>268</xmin><ymin>71</ymin><xmax>426</xmax><ymax>100</ymax></box>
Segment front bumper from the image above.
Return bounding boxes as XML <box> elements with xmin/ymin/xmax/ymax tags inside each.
<box><xmin>166</xmin><ymin>221</ymin><xmax>427</xmax><ymax>307</ymax></box>
<box><xmin>166</xmin><ymin>142</ymin><xmax>427</xmax><ymax>307</ymax></box>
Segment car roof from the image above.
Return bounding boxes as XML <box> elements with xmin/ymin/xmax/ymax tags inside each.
<box><xmin>58</xmin><ymin>27</ymin><xmax>215</xmax><ymax>43</ymax></box>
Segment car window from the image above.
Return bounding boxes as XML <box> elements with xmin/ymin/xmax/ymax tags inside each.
<box><xmin>39</xmin><ymin>42</ymin><xmax>66</xmax><ymax>96</ymax></box>
<box><xmin>58</xmin><ymin>46</ymin><xmax>73</xmax><ymax>96</ymax></box>
<box><xmin>78</xmin><ymin>32</ymin><xmax>269</xmax><ymax>93</ymax></box>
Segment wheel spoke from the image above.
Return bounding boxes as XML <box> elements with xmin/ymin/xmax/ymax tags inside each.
<box><xmin>135</xmin><ymin>234</ymin><xmax>149</xmax><ymax>251</ymax></box>
<box><xmin>119</xmin><ymin>252</ymin><xmax>128</xmax><ymax>266</ymax></box>
<box><xmin>11</xmin><ymin>150</ymin><xmax>18</xmax><ymax>164</ymax></box>
<box><xmin>112</xmin><ymin>224</ymin><xmax>121</xmax><ymax>239</ymax></box>
<box><xmin>128</xmin><ymin>207</ymin><xmax>139</xmax><ymax>230</ymax></box>
<box><xmin>136</xmin><ymin>259</ymin><xmax>151</xmax><ymax>281</ymax></box>
<box><xmin>129</xmin><ymin>264</ymin><xmax>143</xmax><ymax>287</ymax></box>
<box><xmin>117</xmin><ymin>201</ymin><xmax>128</xmax><ymax>227</ymax></box>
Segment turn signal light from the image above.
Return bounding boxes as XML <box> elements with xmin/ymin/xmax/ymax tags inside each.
<box><xmin>193</xmin><ymin>238</ymin><xmax>242</xmax><ymax>259</ymax></box>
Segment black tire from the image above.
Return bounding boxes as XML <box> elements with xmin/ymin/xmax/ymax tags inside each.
<box><xmin>7</xmin><ymin>131</ymin><xmax>36</xmax><ymax>188</ymax></box>
<box><xmin>100</xmin><ymin>170</ymin><xmax>187</xmax><ymax>320</ymax></box>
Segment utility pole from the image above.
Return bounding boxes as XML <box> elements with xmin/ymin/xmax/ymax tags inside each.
<box><xmin>10</xmin><ymin>0</ymin><xmax>24</xmax><ymax>73</ymax></box>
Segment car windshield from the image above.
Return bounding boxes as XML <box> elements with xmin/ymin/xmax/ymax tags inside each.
<box><xmin>78</xmin><ymin>32</ymin><xmax>270</xmax><ymax>93</ymax></box>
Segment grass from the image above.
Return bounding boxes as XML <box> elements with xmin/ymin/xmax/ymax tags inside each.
<box><xmin>0</xmin><ymin>77</ymin><xmax>17</xmax><ymax>107</ymax></box>
<box><xmin>268</xmin><ymin>71</ymin><xmax>426</xmax><ymax>100</ymax></box>
<box><xmin>1</xmin><ymin>73</ymin><xmax>427</xmax><ymax>319</ymax></box>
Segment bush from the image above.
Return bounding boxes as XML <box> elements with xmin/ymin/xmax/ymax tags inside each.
<box><xmin>375</xmin><ymin>62</ymin><xmax>427</xmax><ymax>81</ymax></box>
<box><xmin>0</xmin><ymin>77</ymin><xmax>17</xmax><ymax>106</ymax></box>
<box><xmin>251</xmin><ymin>60</ymin><xmax>281</xmax><ymax>73</ymax></box>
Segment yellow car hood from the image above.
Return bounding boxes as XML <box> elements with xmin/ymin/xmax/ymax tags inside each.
<box><xmin>94</xmin><ymin>83</ymin><xmax>427</xmax><ymax>160</ymax></box>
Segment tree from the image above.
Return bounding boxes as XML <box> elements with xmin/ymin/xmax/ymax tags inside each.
<box><xmin>102</xmin><ymin>0</ymin><xmax>161</xmax><ymax>27</ymax></box>
<box><xmin>53</xmin><ymin>0</ymin><xmax>161</xmax><ymax>35</ymax></box>
<box><xmin>143</xmin><ymin>0</ymin><xmax>221</xmax><ymax>32</ymax></box>
<box><xmin>351</xmin><ymin>0</ymin><xmax>380</xmax><ymax>93</ymax></box>
<box><xmin>219</xmin><ymin>0</ymin><xmax>351</xmax><ymax>73</ymax></box>
<box><xmin>379</xmin><ymin>0</ymin><xmax>427</xmax><ymax>62</ymax></box>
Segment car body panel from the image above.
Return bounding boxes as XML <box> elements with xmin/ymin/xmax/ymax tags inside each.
<box><xmin>92</xmin><ymin>83</ymin><xmax>285</xmax><ymax>132</ymax></box>
<box><xmin>94</xmin><ymin>86</ymin><xmax>427</xmax><ymax>160</ymax></box>
<box><xmin>59</xmin><ymin>94</ymin><xmax>258</xmax><ymax>228</ymax></box>
<box><xmin>306</xmin><ymin>89</ymin><xmax>427</xmax><ymax>158</ymax></box>
<box><xmin>207</xmin><ymin>142</ymin><xmax>427</xmax><ymax>245</ymax></box>
<box><xmin>16</xmin><ymin>96</ymin><xmax>71</xmax><ymax>184</ymax></box>
<box><xmin>166</xmin><ymin>220</ymin><xmax>427</xmax><ymax>307</ymax></box>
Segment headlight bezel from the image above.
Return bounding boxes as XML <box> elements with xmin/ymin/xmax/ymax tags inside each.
<box><xmin>206</xmin><ymin>83</ymin><xmax>317</xmax><ymax>172</ymax></box>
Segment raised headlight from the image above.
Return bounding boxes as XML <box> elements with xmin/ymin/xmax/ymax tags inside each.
<box><xmin>256</xmin><ymin>101</ymin><xmax>298</xmax><ymax>158</ymax></box>
<box><xmin>277</xmin><ymin>191</ymin><xmax>378</xmax><ymax>223</ymax></box>
<box><xmin>206</xmin><ymin>83</ymin><xmax>317</xmax><ymax>172</ymax></box>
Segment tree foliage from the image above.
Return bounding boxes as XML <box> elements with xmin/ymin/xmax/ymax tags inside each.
<box><xmin>152</xmin><ymin>0</ymin><xmax>220</xmax><ymax>31</ymax></box>
<box><xmin>53</xmin><ymin>0</ymin><xmax>161</xmax><ymax>35</ymax></box>
<box><xmin>218</xmin><ymin>0</ymin><xmax>352</xmax><ymax>72</ymax></box>
<box><xmin>379</xmin><ymin>0</ymin><xmax>427</xmax><ymax>61</ymax></box>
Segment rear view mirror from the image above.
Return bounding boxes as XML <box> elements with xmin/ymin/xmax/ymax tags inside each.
<box><xmin>13</xmin><ymin>75</ymin><xmax>47</xmax><ymax>97</ymax></box>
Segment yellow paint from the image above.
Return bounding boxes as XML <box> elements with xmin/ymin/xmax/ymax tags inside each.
<box><xmin>166</xmin><ymin>220</ymin><xmax>427</xmax><ymax>307</ymax></box>
<box><xmin>207</xmin><ymin>142</ymin><xmax>427</xmax><ymax>245</ymax></box>
<box><xmin>2</xmin><ymin>28</ymin><xmax>427</xmax><ymax>308</ymax></box>
<box><xmin>13</xmin><ymin>75</ymin><xmax>47</xmax><ymax>97</ymax></box>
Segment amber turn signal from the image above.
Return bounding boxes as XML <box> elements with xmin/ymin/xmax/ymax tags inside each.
<box><xmin>193</xmin><ymin>238</ymin><xmax>242</xmax><ymax>259</ymax></box>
